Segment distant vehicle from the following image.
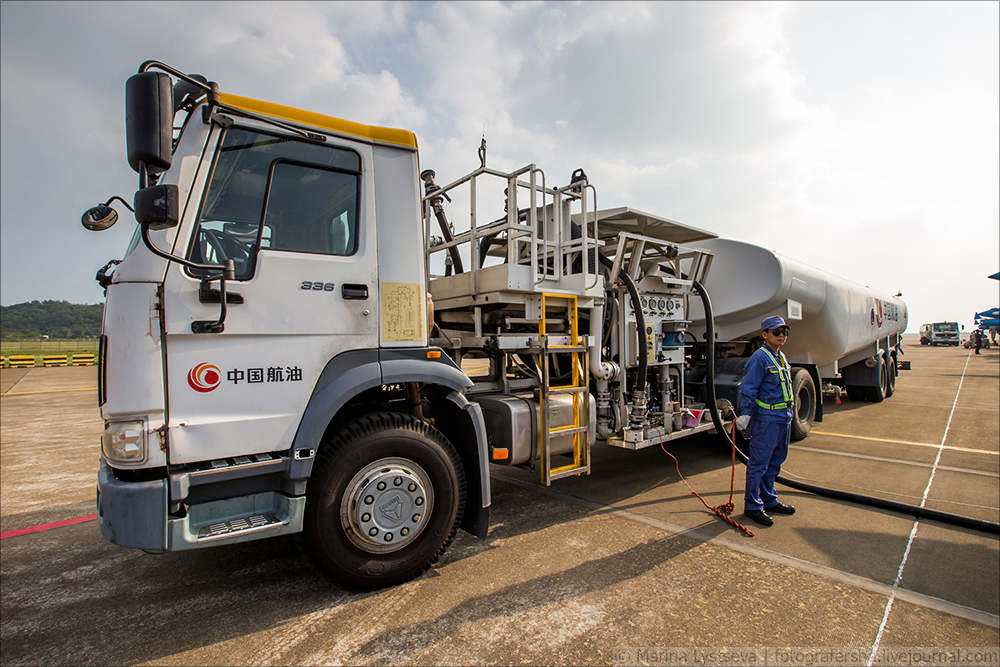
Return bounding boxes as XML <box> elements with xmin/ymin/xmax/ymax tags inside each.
<box><xmin>919</xmin><ymin>322</ymin><xmax>960</xmax><ymax>346</ymax></box>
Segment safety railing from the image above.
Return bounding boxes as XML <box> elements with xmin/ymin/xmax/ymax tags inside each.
<box><xmin>423</xmin><ymin>163</ymin><xmax>600</xmax><ymax>296</ymax></box>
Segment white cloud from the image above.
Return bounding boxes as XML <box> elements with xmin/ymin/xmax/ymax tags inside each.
<box><xmin>0</xmin><ymin>1</ymin><xmax>996</xmax><ymax>330</ymax></box>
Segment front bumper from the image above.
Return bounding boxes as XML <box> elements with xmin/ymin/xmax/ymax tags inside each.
<box><xmin>97</xmin><ymin>459</ymin><xmax>169</xmax><ymax>550</ymax></box>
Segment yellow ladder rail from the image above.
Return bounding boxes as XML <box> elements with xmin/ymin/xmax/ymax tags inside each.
<box><xmin>537</xmin><ymin>293</ymin><xmax>591</xmax><ymax>485</ymax></box>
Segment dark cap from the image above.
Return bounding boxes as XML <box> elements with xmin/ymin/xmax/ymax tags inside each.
<box><xmin>761</xmin><ymin>316</ymin><xmax>787</xmax><ymax>332</ymax></box>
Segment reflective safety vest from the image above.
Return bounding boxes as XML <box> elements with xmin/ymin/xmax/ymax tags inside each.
<box><xmin>755</xmin><ymin>346</ymin><xmax>793</xmax><ymax>410</ymax></box>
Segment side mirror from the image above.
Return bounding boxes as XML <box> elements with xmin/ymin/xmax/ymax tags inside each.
<box><xmin>134</xmin><ymin>184</ymin><xmax>179</xmax><ymax>230</ymax></box>
<box><xmin>126</xmin><ymin>72</ymin><xmax>174</xmax><ymax>175</ymax></box>
<box><xmin>82</xmin><ymin>205</ymin><xmax>119</xmax><ymax>231</ymax></box>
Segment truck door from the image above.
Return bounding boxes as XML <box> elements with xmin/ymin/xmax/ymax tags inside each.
<box><xmin>161</xmin><ymin>125</ymin><xmax>378</xmax><ymax>464</ymax></box>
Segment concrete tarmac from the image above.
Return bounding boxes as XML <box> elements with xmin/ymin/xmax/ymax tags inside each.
<box><xmin>1</xmin><ymin>336</ymin><xmax>997</xmax><ymax>666</ymax></box>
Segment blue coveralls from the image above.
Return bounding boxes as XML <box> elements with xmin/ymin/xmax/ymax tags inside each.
<box><xmin>739</xmin><ymin>344</ymin><xmax>794</xmax><ymax>511</ymax></box>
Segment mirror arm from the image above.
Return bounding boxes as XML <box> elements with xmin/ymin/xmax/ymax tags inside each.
<box><xmin>138</xmin><ymin>61</ymin><xmax>214</xmax><ymax>97</ymax></box>
<box><xmin>139</xmin><ymin>225</ymin><xmax>234</xmax><ymax>334</ymax></box>
<box><xmin>104</xmin><ymin>195</ymin><xmax>134</xmax><ymax>212</ymax></box>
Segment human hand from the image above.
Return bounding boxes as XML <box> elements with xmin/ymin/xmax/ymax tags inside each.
<box><xmin>736</xmin><ymin>415</ymin><xmax>751</xmax><ymax>430</ymax></box>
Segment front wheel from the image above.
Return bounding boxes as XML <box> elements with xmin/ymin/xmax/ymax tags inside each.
<box><xmin>790</xmin><ymin>368</ymin><xmax>816</xmax><ymax>441</ymax></box>
<box><xmin>301</xmin><ymin>412</ymin><xmax>465</xmax><ymax>590</ymax></box>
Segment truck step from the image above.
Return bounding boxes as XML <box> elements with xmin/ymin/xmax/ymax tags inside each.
<box><xmin>196</xmin><ymin>513</ymin><xmax>285</xmax><ymax>543</ymax></box>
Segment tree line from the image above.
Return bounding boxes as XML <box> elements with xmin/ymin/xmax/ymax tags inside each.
<box><xmin>0</xmin><ymin>301</ymin><xmax>103</xmax><ymax>340</ymax></box>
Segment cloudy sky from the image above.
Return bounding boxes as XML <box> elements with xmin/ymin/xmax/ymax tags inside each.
<box><xmin>2</xmin><ymin>1</ymin><xmax>997</xmax><ymax>333</ymax></box>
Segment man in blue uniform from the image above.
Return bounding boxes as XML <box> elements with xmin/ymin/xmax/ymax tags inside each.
<box><xmin>735</xmin><ymin>316</ymin><xmax>797</xmax><ymax>527</ymax></box>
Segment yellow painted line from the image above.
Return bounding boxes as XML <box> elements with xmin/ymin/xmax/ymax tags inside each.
<box><xmin>2</xmin><ymin>387</ymin><xmax>98</xmax><ymax>396</ymax></box>
<box><xmin>810</xmin><ymin>430</ymin><xmax>999</xmax><ymax>456</ymax></box>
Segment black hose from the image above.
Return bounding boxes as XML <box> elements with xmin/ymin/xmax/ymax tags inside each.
<box><xmin>599</xmin><ymin>253</ymin><xmax>646</xmax><ymax>400</ymax></box>
<box><xmin>434</xmin><ymin>207</ymin><xmax>464</xmax><ymax>274</ymax></box>
<box><xmin>479</xmin><ymin>233</ymin><xmax>503</xmax><ymax>268</ymax></box>
<box><xmin>693</xmin><ymin>281</ymin><xmax>1000</xmax><ymax>536</ymax></box>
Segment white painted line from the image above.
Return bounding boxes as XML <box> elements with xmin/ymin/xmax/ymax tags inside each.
<box><xmin>890</xmin><ymin>401</ymin><xmax>999</xmax><ymax>413</ymax></box>
<box><xmin>809</xmin><ymin>431</ymin><xmax>998</xmax><ymax>456</ymax></box>
<box><xmin>868</xmin><ymin>350</ymin><xmax>974</xmax><ymax>665</ymax></box>
<box><xmin>789</xmin><ymin>444</ymin><xmax>1000</xmax><ymax>479</ymax></box>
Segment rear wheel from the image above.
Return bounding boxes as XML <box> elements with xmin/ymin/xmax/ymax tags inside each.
<box><xmin>885</xmin><ymin>356</ymin><xmax>897</xmax><ymax>398</ymax></box>
<box><xmin>790</xmin><ymin>368</ymin><xmax>816</xmax><ymax>441</ymax></box>
<box><xmin>301</xmin><ymin>412</ymin><xmax>465</xmax><ymax>590</ymax></box>
<box><xmin>863</xmin><ymin>355</ymin><xmax>888</xmax><ymax>403</ymax></box>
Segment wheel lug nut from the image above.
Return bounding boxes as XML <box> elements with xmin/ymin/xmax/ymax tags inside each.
<box><xmin>384</xmin><ymin>533</ymin><xmax>393</xmax><ymax>542</ymax></box>
<box><xmin>394</xmin><ymin>477</ymin><xmax>403</xmax><ymax>486</ymax></box>
<box><xmin>361</xmin><ymin>513</ymin><xmax>371</xmax><ymax>522</ymax></box>
<box><xmin>414</xmin><ymin>497</ymin><xmax>424</xmax><ymax>506</ymax></box>
<box><xmin>377</xmin><ymin>481</ymin><xmax>386</xmax><ymax>491</ymax></box>
<box><xmin>369</xmin><ymin>527</ymin><xmax>379</xmax><ymax>537</ymax></box>
<box><xmin>364</xmin><ymin>495</ymin><xmax>374</xmax><ymax>505</ymax></box>
<box><xmin>401</xmin><ymin>527</ymin><xmax>410</xmax><ymax>536</ymax></box>
<box><xmin>412</xmin><ymin>514</ymin><xmax>421</xmax><ymax>523</ymax></box>
<box><xmin>408</xmin><ymin>483</ymin><xmax>417</xmax><ymax>492</ymax></box>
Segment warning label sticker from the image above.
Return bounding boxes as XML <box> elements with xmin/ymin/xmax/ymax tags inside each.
<box><xmin>381</xmin><ymin>282</ymin><xmax>425</xmax><ymax>343</ymax></box>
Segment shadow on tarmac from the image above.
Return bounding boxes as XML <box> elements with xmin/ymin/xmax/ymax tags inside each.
<box><xmin>0</xmin><ymin>478</ymin><xmax>694</xmax><ymax>666</ymax></box>
<box><xmin>348</xmin><ymin>532</ymin><xmax>703</xmax><ymax>664</ymax></box>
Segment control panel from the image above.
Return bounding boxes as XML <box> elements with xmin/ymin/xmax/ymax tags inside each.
<box><xmin>626</xmin><ymin>292</ymin><xmax>689</xmax><ymax>366</ymax></box>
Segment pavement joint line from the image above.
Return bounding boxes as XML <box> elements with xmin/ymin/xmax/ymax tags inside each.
<box><xmin>868</xmin><ymin>349</ymin><xmax>975</xmax><ymax>665</ymax></box>
<box><xmin>789</xmin><ymin>444</ymin><xmax>1000</xmax><ymax>479</ymax></box>
<box><xmin>2</xmin><ymin>387</ymin><xmax>98</xmax><ymax>396</ymax></box>
<box><xmin>810</xmin><ymin>431</ymin><xmax>998</xmax><ymax>456</ymax></box>
<box><xmin>2</xmin><ymin>368</ymin><xmax>32</xmax><ymax>395</ymax></box>
<box><xmin>490</xmin><ymin>471</ymin><xmax>1000</xmax><ymax>630</ymax></box>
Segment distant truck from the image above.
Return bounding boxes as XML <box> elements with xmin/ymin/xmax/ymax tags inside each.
<box><xmin>919</xmin><ymin>322</ymin><xmax>960</xmax><ymax>346</ymax></box>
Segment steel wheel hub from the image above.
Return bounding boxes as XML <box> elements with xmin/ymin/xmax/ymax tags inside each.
<box><xmin>341</xmin><ymin>457</ymin><xmax>433</xmax><ymax>553</ymax></box>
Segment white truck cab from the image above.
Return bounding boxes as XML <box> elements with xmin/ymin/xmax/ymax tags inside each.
<box><xmin>87</xmin><ymin>62</ymin><xmax>489</xmax><ymax>589</ymax></box>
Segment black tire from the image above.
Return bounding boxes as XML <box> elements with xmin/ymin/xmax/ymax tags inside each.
<box><xmin>790</xmin><ymin>368</ymin><xmax>816</xmax><ymax>441</ymax></box>
<box><xmin>301</xmin><ymin>412</ymin><xmax>465</xmax><ymax>590</ymax></box>
<box><xmin>920</xmin><ymin>338</ymin><xmax>929</xmax><ymax>345</ymax></box>
<box><xmin>863</xmin><ymin>355</ymin><xmax>888</xmax><ymax>403</ymax></box>
<box><xmin>885</xmin><ymin>356</ymin><xmax>897</xmax><ymax>398</ymax></box>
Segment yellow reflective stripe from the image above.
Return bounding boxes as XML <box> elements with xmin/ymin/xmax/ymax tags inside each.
<box><xmin>218</xmin><ymin>93</ymin><xmax>419</xmax><ymax>150</ymax></box>
<box><xmin>759</xmin><ymin>347</ymin><xmax>792</xmax><ymax>403</ymax></box>
<box><xmin>756</xmin><ymin>398</ymin><xmax>791</xmax><ymax>410</ymax></box>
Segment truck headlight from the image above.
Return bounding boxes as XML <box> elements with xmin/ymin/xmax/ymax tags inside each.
<box><xmin>102</xmin><ymin>421</ymin><xmax>146</xmax><ymax>464</ymax></box>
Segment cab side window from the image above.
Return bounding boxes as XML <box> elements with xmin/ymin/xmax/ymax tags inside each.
<box><xmin>187</xmin><ymin>128</ymin><xmax>361</xmax><ymax>279</ymax></box>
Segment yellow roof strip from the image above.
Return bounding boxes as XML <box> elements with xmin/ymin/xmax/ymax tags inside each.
<box><xmin>218</xmin><ymin>93</ymin><xmax>418</xmax><ymax>150</ymax></box>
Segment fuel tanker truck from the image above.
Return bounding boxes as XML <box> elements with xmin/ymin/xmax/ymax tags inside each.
<box><xmin>83</xmin><ymin>61</ymin><xmax>908</xmax><ymax>589</ymax></box>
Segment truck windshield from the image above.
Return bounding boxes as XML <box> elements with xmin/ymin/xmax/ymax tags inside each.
<box><xmin>187</xmin><ymin>128</ymin><xmax>362</xmax><ymax>279</ymax></box>
<box><xmin>934</xmin><ymin>323</ymin><xmax>958</xmax><ymax>332</ymax></box>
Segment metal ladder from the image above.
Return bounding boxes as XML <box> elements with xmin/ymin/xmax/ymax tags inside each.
<box><xmin>536</xmin><ymin>293</ymin><xmax>590</xmax><ymax>485</ymax></box>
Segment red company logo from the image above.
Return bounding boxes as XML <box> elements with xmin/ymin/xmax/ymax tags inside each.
<box><xmin>187</xmin><ymin>363</ymin><xmax>222</xmax><ymax>393</ymax></box>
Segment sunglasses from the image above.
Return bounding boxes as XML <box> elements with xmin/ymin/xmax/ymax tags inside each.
<box><xmin>768</xmin><ymin>328</ymin><xmax>790</xmax><ymax>336</ymax></box>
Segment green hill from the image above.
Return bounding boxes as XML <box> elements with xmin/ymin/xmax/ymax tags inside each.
<box><xmin>0</xmin><ymin>301</ymin><xmax>103</xmax><ymax>340</ymax></box>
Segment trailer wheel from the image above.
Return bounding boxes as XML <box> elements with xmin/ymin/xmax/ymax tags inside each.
<box><xmin>885</xmin><ymin>356</ymin><xmax>897</xmax><ymax>398</ymax></box>
<box><xmin>790</xmin><ymin>368</ymin><xmax>816</xmax><ymax>441</ymax></box>
<box><xmin>863</xmin><ymin>355</ymin><xmax>888</xmax><ymax>403</ymax></box>
<box><xmin>301</xmin><ymin>412</ymin><xmax>465</xmax><ymax>590</ymax></box>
